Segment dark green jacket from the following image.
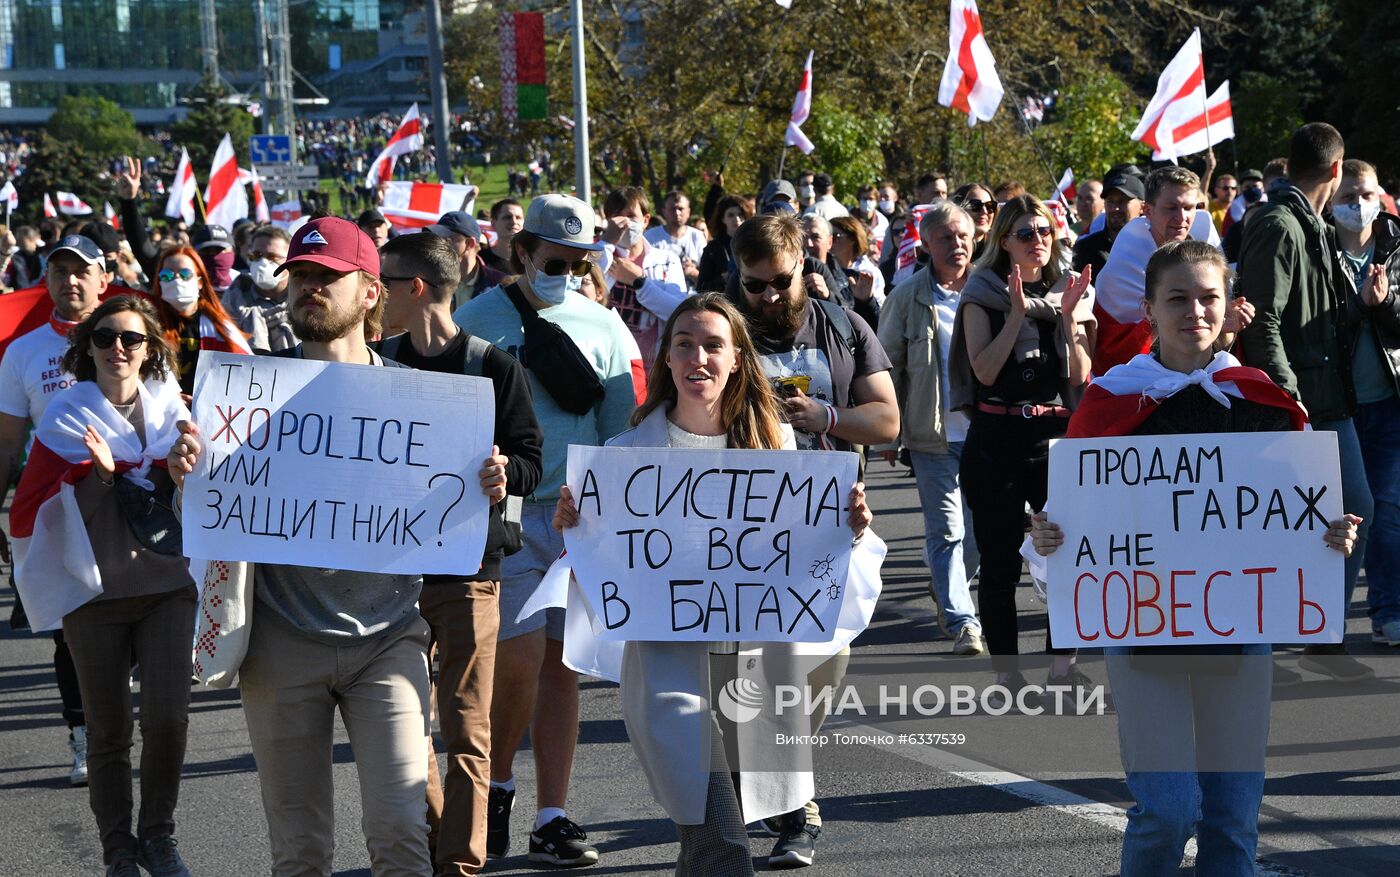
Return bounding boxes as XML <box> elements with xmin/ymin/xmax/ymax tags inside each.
<box><xmin>1238</xmin><ymin>185</ymin><xmax>1358</xmax><ymax>421</ymax></box>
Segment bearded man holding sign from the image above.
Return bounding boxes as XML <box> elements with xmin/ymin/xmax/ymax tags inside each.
<box><xmin>1029</xmin><ymin>241</ymin><xmax>1360</xmax><ymax>877</ymax></box>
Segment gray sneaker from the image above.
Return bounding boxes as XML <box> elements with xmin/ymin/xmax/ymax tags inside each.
<box><xmin>953</xmin><ymin>626</ymin><xmax>985</xmax><ymax>656</ymax></box>
<box><xmin>1372</xmin><ymin>620</ymin><xmax>1400</xmax><ymax>646</ymax></box>
<box><xmin>69</xmin><ymin>726</ymin><xmax>88</xmax><ymax>786</ymax></box>
<box><xmin>140</xmin><ymin>836</ymin><xmax>190</xmax><ymax>877</ymax></box>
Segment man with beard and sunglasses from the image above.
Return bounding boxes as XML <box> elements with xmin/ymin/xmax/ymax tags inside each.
<box><xmin>723</xmin><ymin>212</ymin><xmax>898</xmax><ymax>866</ymax></box>
<box><xmin>167</xmin><ymin>216</ymin><xmax>440</xmax><ymax>876</ymax></box>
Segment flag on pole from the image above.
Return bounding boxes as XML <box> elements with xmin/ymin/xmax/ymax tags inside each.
<box><xmin>938</xmin><ymin>0</ymin><xmax>1004</xmax><ymax>127</ymax></box>
<box><xmin>380</xmin><ymin>181</ymin><xmax>480</xmax><ymax>232</ymax></box>
<box><xmin>365</xmin><ymin>104</ymin><xmax>424</xmax><ymax>189</ymax></box>
<box><xmin>0</xmin><ymin>181</ymin><xmax>17</xmax><ymax>213</ymax></box>
<box><xmin>774</xmin><ymin>0</ymin><xmax>793</xmax><ymax>8</ymax></box>
<box><xmin>56</xmin><ymin>192</ymin><xmax>94</xmax><ymax>216</ymax></box>
<box><xmin>204</xmin><ymin>133</ymin><xmax>249</xmax><ymax>229</ymax></box>
<box><xmin>43</xmin><ymin>193</ymin><xmax>57</xmax><ymax>218</ymax></box>
<box><xmin>499</xmin><ymin>12</ymin><xmax>547</xmax><ymax>122</ymax></box>
<box><xmin>103</xmin><ymin>202</ymin><xmax>121</xmax><ymax>231</ymax></box>
<box><xmin>785</xmin><ymin>51</ymin><xmax>815</xmax><ymax>155</ymax></box>
<box><xmin>1131</xmin><ymin>29</ymin><xmax>1231</xmax><ymax>161</ymax></box>
<box><xmin>165</xmin><ymin>148</ymin><xmax>198</xmax><ymax>224</ymax></box>
<box><xmin>1053</xmin><ymin>169</ymin><xmax>1077</xmax><ymax>208</ymax></box>
<box><xmin>241</xmin><ymin>167</ymin><xmax>271</xmax><ymax>224</ymax></box>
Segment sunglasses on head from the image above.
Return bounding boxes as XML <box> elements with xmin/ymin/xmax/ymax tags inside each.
<box><xmin>959</xmin><ymin>198</ymin><xmax>997</xmax><ymax>215</ymax></box>
<box><xmin>740</xmin><ymin>271</ymin><xmax>797</xmax><ymax>295</ymax></box>
<box><xmin>1011</xmin><ymin>226</ymin><xmax>1054</xmax><ymax>243</ymax></box>
<box><xmin>158</xmin><ymin>268</ymin><xmax>195</xmax><ymax>283</ymax></box>
<box><xmin>91</xmin><ymin>329</ymin><xmax>148</xmax><ymax>350</ymax></box>
<box><xmin>536</xmin><ymin>257</ymin><xmax>593</xmax><ymax>277</ymax></box>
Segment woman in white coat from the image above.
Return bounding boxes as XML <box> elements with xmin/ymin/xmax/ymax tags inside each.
<box><xmin>555</xmin><ymin>292</ymin><xmax>872</xmax><ymax>875</ymax></box>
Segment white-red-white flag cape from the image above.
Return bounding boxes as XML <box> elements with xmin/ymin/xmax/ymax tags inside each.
<box><xmin>380</xmin><ymin>181</ymin><xmax>479</xmax><ymax>232</ymax></box>
<box><xmin>1054</xmin><ymin>168</ymin><xmax>1076</xmax><ymax>206</ymax></box>
<box><xmin>1131</xmin><ymin>29</ymin><xmax>1230</xmax><ymax>161</ymax></box>
<box><xmin>56</xmin><ymin>191</ymin><xmax>94</xmax><ymax>215</ymax></box>
<box><xmin>366</xmin><ymin>103</ymin><xmax>425</xmax><ymax>189</ymax></box>
<box><xmin>240</xmin><ymin>167</ymin><xmax>271</xmax><ymax>223</ymax></box>
<box><xmin>785</xmin><ymin>51</ymin><xmax>815</xmax><ymax>155</ymax></box>
<box><xmin>1153</xmin><ymin>80</ymin><xmax>1233</xmax><ymax>161</ymax></box>
<box><xmin>938</xmin><ymin>0</ymin><xmax>1003</xmax><ymax>126</ymax></box>
<box><xmin>204</xmin><ymin>134</ymin><xmax>248</xmax><ymax>229</ymax></box>
<box><xmin>166</xmin><ymin>147</ymin><xmax>198</xmax><ymax>224</ymax></box>
<box><xmin>0</xmin><ymin>180</ymin><xmax>17</xmax><ymax>212</ymax></box>
<box><xmin>11</xmin><ymin>379</ymin><xmax>188</xmax><ymax>631</ymax></box>
<box><xmin>43</xmin><ymin>193</ymin><xmax>57</xmax><ymax>218</ymax></box>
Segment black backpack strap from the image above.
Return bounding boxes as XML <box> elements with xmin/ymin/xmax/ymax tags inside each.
<box><xmin>501</xmin><ymin>281</ymin><xmax>539</xmax><ymax>325</ymax></box>
<box><xmin>814</xmin><ymin>297</ymin><xmax>857</xmax><ymax>356</ymax></box>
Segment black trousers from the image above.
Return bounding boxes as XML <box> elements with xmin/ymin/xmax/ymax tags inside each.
<box><xmin>960</xmin><ymin>411</ymin><xmax>1072</xmax><ymax>671</ymax></box>
<box><xmin>55</xmin><ymin>629</ymin><xmax>86</xmax><ymax>728</ymax></box>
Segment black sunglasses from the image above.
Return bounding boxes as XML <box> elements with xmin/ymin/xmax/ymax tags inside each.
<box><xmin>959</xmin><ymin>198</ymin><xmax>997</xmax><ymax>215</ymax></box>
<box><xmin>1012</xmin><ymin>226</ymin><xmax>1054</xmax><ymax>243</ymax></box>
<box><xmin>537</xmin><ymin>257</ymin><xmax>593</xmax><ymax>278</ymax></box>
<box><xmin>740</xmin><ymin>271</ymin><xmax>797</xmax><ymax>295</ymax></box>
<box><xmin>92</xmin><ymin>329</ymin><xmax>148</xmax><ymax>350</ymax></box>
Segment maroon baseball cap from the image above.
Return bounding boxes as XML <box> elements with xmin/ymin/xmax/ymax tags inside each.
<box><xmin>275</xmin><ymin>216</ymin><xmax>381</xmax><ymax>277</ymax></box>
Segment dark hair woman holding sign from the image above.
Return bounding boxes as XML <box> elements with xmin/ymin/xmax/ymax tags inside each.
<box><xmin>553</xmin><ymin>293</ymin><xmax>872</xmax><ymax>875</ymax></box>
<box><xmin>1030</xmin><ymin>241</ymin><xmax>1360</xmax><ymax>876</ymax></box>
<box><xmin>12</xmin><ymin>296</ymin><xmax>196</xmax><ymax>877</ymax></box>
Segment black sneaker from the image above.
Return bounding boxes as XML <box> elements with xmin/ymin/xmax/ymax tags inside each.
<box><xmin>486</xmin><ymin>786</ymin><xmax>514</xmax><ymax>859</ymax></box>
<box><xmin>1299</xmin><ymin>644</ymin><xmax>1375</xmax><ymax>682</ymax></box>
<box><xmin>139</xmin><ymin>836</ymin><xmax>190</xmax><ymax>877</ymax></box>
<box><xmin>1044</xmin><ymin>665</ymin><xmax>1096</xmax><ymax>713</ymax></box>
<box><xmin>106</xmin><ymin>850</ymin><xmax>141</xmax><ymax>877</ymax></box>
<box><xmin>769</xmin><ymin>813</ymin><xmax>820</xmax><ymax>868</ymax></box>
<box><xmin>987</xmin><ymin>672</ymin><xmax>1037</xmax><ymax>712</ymax></box>
<box><xmin>1272</xmin><ymin>660</ymin><xmax>1304</xmax><ymax>688</ymax></box>
<box><xmin>528</xmin><ymin>816</ymin><xmax>599</xmax><ymax>867</ymax></box>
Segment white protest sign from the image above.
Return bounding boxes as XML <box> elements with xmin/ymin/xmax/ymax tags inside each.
<box><xmin>563</xmin><ymin>445</ymin><xmax>860</xmax><ymax>642</ymax></box>
<box><xmin>181</xmin><ymin>352</ymin><xmax>495</xmax><ymax>575</ymax></box>
<box><xmin>1046</xmin><ymin>431</ymin><xmax>1344</xmax><ymax>647</ymax></box>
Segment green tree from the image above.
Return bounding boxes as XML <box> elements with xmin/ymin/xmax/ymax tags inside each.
<box><xmin>170</xmin><ymin>78</ymin><xmax>255</xmax><ymax>171</ymax></box>
<box><xmin>799</xmin><ymin>96</ymin><xmax>891</xmax><ymax>201</ymax></box>
<box><xmin>1231</xmin><ymin>72</ymin><xmax>1303</xmax><ymax>171</ymax></box>
<box><xmin>1044</xmin><ymin>67</ymin><xmax>1144</xmax><ymax>181</ymax></box>
<box><xmin>13</xmin><ymin>132</ymin><xmax>110</xmax><ymax>225</ymax></box>
<box><xmin>46</xmin><ymin>95</ymin><xmax>141</xmax><ymax>159</ymax></box>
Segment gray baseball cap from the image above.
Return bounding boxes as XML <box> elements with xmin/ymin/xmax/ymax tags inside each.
<box><xmin>522</xmin><ymin>194</ymin><xmax>604</xmax><ymax>252</ymax></box>
<box><xmin>761</xmin><ymin>179</ymin><xmax>798</xmax><ymax>204</ymax></box>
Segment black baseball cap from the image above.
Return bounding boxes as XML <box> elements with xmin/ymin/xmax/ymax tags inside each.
<box><xmin>81</xmin><ymin>222</ymin><xmax>121</xmax><ymax>256</ymax></box>
<box><xmin>192</xmin><ymin>224</ymin><xmax>233</xmax><ymax>251</ymax></box>
<box><xmin>1239</xmin><ymin>168</ymin><xmax>1264</xmax><ymax>183</ymax></box>
<box><xmin>357</xmin><ymin>208</ymin><xmax>388</xmax><ymax>228</ymax></box>
<box><xmin>1103</xmin><ymin>172</ymin><xmax>1146</xmax><ymax>201</ymax></box>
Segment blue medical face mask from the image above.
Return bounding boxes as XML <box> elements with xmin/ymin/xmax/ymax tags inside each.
<box><xmin>527</xmin><ymin>255</ymin><xmax>583</xmax><ymax>304</ymax></box>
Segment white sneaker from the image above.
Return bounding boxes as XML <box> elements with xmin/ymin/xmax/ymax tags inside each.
<box><xmin>953</xmin><ymin>627</ymin><xmax>985</xmax><ymax>656</ymax></box>
<box><xmin>69</xmin><ymin>726</ymin><xmax>88</xmax><ymax>786</ymax></box>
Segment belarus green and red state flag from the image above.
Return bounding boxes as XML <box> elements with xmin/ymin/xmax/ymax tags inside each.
<box><xmin>500</xmin><ymin>12</ymin><xmax>546</xmax><ymax>122</ymax></box>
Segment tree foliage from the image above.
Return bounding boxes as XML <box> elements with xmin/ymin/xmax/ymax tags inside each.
<box><xmin>46</xmin><ymin>95</ymin><xmax>142</xmax><ymax>159</ymax></box>
<box><xmin>1044</xmin><ymin>68</ymin><xmax>1142</xmax><ymax>182</ymax></box>
<box><xmin>170</xmin><ymin>78</ymin><xmax>255</xmax><ymax>171</ymax></box>
<box><xmin>13</xmin><ymin>132</ymin><xmax>112</xmax><ymax>225</ymax></box>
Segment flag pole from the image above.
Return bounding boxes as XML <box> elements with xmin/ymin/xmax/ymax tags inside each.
<box><xmin>194</xmin><ymin>187</ymin><xmax>208</xmax><ymax>224</ymax></box>
<box><xmin>717</xmin><ymin>2</ymin><xmax>794</xmax><ymax>174</ymax></box>
<box><xmin>777</xmin><ymin>143</ymin><xmax>789</xmax><ymax>181</ymax></box>
<box><xmin>1199</xmin><ymin>46</ymin><xmax>1213</xmax><ymax>167</ymax></box>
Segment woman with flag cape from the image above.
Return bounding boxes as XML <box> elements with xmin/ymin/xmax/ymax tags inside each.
<box><xmin>1029</xmin><ymin>241</ymin><xmax>1359</xmax><ymax>876</ymax></box>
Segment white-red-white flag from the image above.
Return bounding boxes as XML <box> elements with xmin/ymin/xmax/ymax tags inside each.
<box><xmin>43</xmin><ymin>193</ymin><xmax>57</xmax><ymax>218</ymax></box>
<box><xmin>165</xmin><ymin>148</ymin><xmax>197</xmax><ymax>224</ymax></box>
<box><xmin>103</xmin><ymin>202</ymin><xmax>121</xmax><ymax>231</ymax></box>
<box><xmin>785</xmin><ymin>51</ymin><xmax>815</xmax><ymax>155</ymax></box>
<box><xmin>380</xmin><ymin>181</ymin><xmax>479</xmax><ymax>232</ymax></box>
<box><xmin>938</xmin><ymin>0</ymin><xmax>1003</xmax><ymax>127</ymax></box>
<box><xmin>0</xmin><ymin>180</ymin><xmax>17</xmax><ymax>213</ymax></box>
<box><xmin>1132</xmin><ymin>29</ymin><xmax>1217</xmax><ymax>162</ymax></box>
<box><xmin>56</xmin><ymin>191</ymin><xmax>94</xmax><ymax>216</ymax></box>
<box><xmin>892</xmin><ymin>203</ymin><xmax>935</xmax><ymax>285</ymax></box>
<box><xmin>240</xmin><ymin>167</ymin><xmax>271</xmax><ymax>224</ymax></box>
<box><xmin>269</xmin><ymin>199</ymin><xmax>303</xmax><ymax>231</ymax></box>
<box><xmin>1152</xmin><ymin>80</ymin><xmax>1233</xmax><ymax>162</ymax></box>
<box><xmin>366</xmin><ymin>103</ymin><xmax>424</xmax><ymax>189</ymax></box>
<box><xmin>204</xmin><ymin>133</ymin><xmax>249</xmax><ymax>229</ymax></box>
<box><xmin>1054</xmin><ymin>168</ymin><xmax>1077</xmax><ymax>207</ymax></box>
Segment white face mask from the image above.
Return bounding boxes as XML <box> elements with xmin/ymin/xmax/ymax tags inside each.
<box><xmin>160</xmin><ymin>276</ymin><xmax>201</xmax><ymax>308</ymax></box>
<box><xmin>527</xmin><ymin>258</ymin><xmax>582</xmax><ymax>305</ymax></box>
<box><xmin>615</xmin><ymin>219</ymin><xmax>644</xmax><ymax>251</ymax></box>
<box><xmin>858</xmin><ymin>198</ymin><xmax>876</xmax><ymax>213</ymax></box>
<box><xmin>249</xmin><ymin>258</ymin><xmax>281</xmax><ymax>291</ymax></box>
<box><xmin>878</xmin><ymin>198</ymin><xmax>896</xmax><ymax>213</ymax></box>
<box><xmin>798</xmin><ymin>185</ymin><xmax>815</xmax><ymax>200</ymax></box>
<box><xmin>1333</xmin><ymin>200</ymin><xmax>1381</xmax><ymax>233</ymax></box>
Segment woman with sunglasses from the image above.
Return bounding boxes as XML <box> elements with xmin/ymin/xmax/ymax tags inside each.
<box><xmin>12</xmin><ymin>296</ymin><xmax>196</xmax><ymax>877</ymax></box>
<box><xmin>829</xmin><ymin>215</ymin><xmax>885</xmax><ymax>308</ymax></box>
<box><xmin>149</xmin><ymin>246</ymin><xmax>251</xmax><ymax>395</ymax></box>
<box><xmin>952</xmin><ymin>183</ymin><xmax>998</xmax><ymax>260</ymax></box>
<box><xmin>948</xmin><ymin>195</ymin><xmax>1096</xmax><ymax>702</ymax></box>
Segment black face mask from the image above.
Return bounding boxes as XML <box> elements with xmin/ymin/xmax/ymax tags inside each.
<box><xmin>1242</xmin><ymin>187</ymin><xmax>1264</xmax><ymax>205</ymax></box>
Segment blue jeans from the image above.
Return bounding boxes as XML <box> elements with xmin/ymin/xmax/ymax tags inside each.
<box><xmin>1353</xmin><ymin>396</ymin><xmax>1400</xmax><ymax>625</ymax></box>
<box><xmin>1105</xmin><ymin>644</ymin><xmax>1272</xmax><ymax>877</ymax></box>
<box><xmin>1314</xmin><ymin>418</ymin><xmax>1374</xmax><ymax>618</ymax></box>
<box><xmin>909</xmin><ymin>445</ymin><xmax>981</xmax><ymax>635</ymax></box>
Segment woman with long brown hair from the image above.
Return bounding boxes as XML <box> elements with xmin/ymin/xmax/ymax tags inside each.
<box><xmin>554</xmin><ymin>292</ymin><xmax>871</xmax><ymax>874</ymax></box>
<box><xmin>148</xmin><ymin>245</ymin><xmax>251</xmax><ymax>394</ymax></box>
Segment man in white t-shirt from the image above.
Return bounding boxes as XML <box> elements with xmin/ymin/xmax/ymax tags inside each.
<box><xmin>596</xmin><ymin>187</ymin><xmax>688</xmax><ymax>370</ymax></box>
<box><xmin>875</xmin><ymin>202</ymin><xmax>985</xmax><ymax>656</ymax></box>
<box><xmin>643</xmin><ymin>191</ymin><xmax>706</xmax><ymax>289</ymax></box>
<box><xmin>0</xmin><ymin>233</ymin><xmax>109</xmax><ymax>787</ymax></box>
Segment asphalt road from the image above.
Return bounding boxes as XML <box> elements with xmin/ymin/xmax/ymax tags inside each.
<box><xmin>2</xmin><ymin>464</ymin><xmax>1397</xmax><ymax>875</ymax></box>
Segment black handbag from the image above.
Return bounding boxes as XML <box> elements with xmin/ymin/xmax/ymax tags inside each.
<box><xmin>113</xmin><ymin>475</ymin><xmax>184</xmax><ymax>556</ymax></box>
<box><xmin>501</xmin><ymin>282</ymin><xmax>607</xmax><ymax>416</ymax></box>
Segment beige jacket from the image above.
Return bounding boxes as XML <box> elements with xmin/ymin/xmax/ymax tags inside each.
<box><xmin>877</xmin><ymin>266</ymin><xmax>949</xmax><ymax>454</ymax></box>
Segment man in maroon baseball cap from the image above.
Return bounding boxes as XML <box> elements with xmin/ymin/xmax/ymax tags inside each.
<box><xmin>273</xmin><ymin>216</ymin><xmax>386</xmax><ymax>353</ymax></box>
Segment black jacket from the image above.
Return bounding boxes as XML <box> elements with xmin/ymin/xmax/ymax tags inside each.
<box><xmin>1072</xmin><ymin>229</ymin><xmax>1114</xmax><ymax>277</ymax></box>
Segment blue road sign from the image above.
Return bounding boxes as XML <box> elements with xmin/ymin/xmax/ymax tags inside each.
<box><xmin>249</xmin><ymin>135</ymin><xmax>292</xmax><ymax>165</ymax></box>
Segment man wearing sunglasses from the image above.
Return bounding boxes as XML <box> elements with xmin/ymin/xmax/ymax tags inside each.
<box><xmin>0</xmin><ymin>233</ymin><xmax>112</xmax><ymax>789</ymax></box>
<box><xmin>596</xmin><ymin>186</ymin><xmax>687</xmax><ymax>370</ymax></box>
<box><xmin>1209</xmin><ymin>173</ymin><xmax>1239</xmax><ymax>232</ymax></box>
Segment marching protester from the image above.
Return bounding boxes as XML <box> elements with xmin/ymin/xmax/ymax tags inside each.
<box><xmin>597</xmin><ymin>186</ymin><xmax>688</xmax><ymax>370</ymax></box>
<box><xmin>481</xmin><ymin>199</ymin><xmax>524</xmax><ymax>273</ymax></box>
<box><xmin>357</xmin><ymin>208</ymin><xmax>392</xmax><ymax>248</ymax></box>
<box><xmin>1073</xmin><ymin>170</ymin><xmax>1144</xmax><ymax>279</ymax></box>
<box><xmin>425</xmin><ymin>211</ymin><xmax>506</xmax><ymax>308</ymax></box>
<box><xmin>1328</xmin><ymin>158</ymin><xmax>1400</xmax><ymax>648</ymax></box>
<box><xmin>877</xmin><ymin>201</ymin><xmax>985</xmax><ymax>656</ymax></box>
<box><xmin>947</xmin><ymin>195</ymin><xmax>1095</xmax><ymax>701</ymax></box>
<box><xmin>644</xmin><ymin>191</ymin><xmax>706</xmax><ymax>289</ymax></box>
<box><xmin>147</xmin><ymin>245</ymin><xmax>252</xmax><ymax>394</ymax></box>
<box><xmin>191</xmin><ymin>225</ymin><xmax>239</xmax><ymax>295</ymax></box>
<box><xmin>552</xmin><ymin>292</ymin><xmax>874</xmax><ymax>875</ymax></box>
<box><xmin>726</xmin><ymin>213</ymin><xmax>898</xmax><ymax>864</ymax></box>
<box><xmin>221</xmin><ymin>224</ymin><xmax>298</xmax><ymax>353</ymax></box>
<box><xmin>1209</xmin><ymin>172</ymin><xmax>1239</xmax><ymax>232</ymax></box>
<box><xmin>697</xmin><ymin>193</ymin><xmax>752</xmax><ymax>292</ymax></box>
<box><xmin>0</xmin><ymin>233</ymin><xmax>111</xmax><ymax>788</ymax></box>
<box><xmin>829</xmin><ymin>214</ymin><xmax>886</xmax><ymax>306</ymax></box>
<box><xmin>14</xmin><ymin>295</ymin><xmax>194</xmax><ymax>877</ymax></box>
<box><xmin>951</xmin><ymin>183</ymin><xmax>998</xmax><ymax>259</ymax></box>
<box><xmin>1031</xmin><ymin>239</ymin><xmax>1362</xmax><ymax>877</ymax></box>
<box><xmin>377</xmin><ymin>230</ymin><xmax>544</xmax><ymax>877</ymax></box>
<box><xmin>452</xmin><ymin>194</ymin><xmax>638</xmax><ymax>867</ymax></box>
<box><xmin>1238</xmin><ymin>123</ymin><xmax>1376</xmax><ymax>681</ymax></box>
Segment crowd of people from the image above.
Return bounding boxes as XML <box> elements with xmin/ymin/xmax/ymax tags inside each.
<box><xmin>0</xmin><ymin>118</ymin><xmax>1391</xmax><ymax>877</ymax></box>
